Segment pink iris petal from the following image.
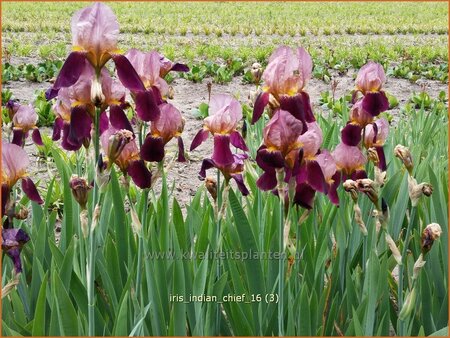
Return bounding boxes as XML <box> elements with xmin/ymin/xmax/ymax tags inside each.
<box><xmin>298</xmin><ymin>122</ymin><xmax>323</xmax><ymax>158</ymax></box>
<box><xmin>158</xmin><ymin>53</ymin><xmax>189</xmax><ymax>77</ymax></box>
<box><xmin>364</xmin><ymin>118</ymin><xmax>389</xmax><ymax>148</ymax></box>
<box><xmin>205</xmin><ymin>94</ymin><xmax>242</xmax><ymax>134</ymax></box>
<box><xmin>350</xmin><ymin>99</ymin><xmax>373</xmax><ymax>127</ymax></box>
<box><xmin>263</xmin><ymin>45</ymin><xmax>312</xmax><ymax>95</ymax></box>
<box><xmin>126</xmin><ymin>49</ymin><xmax>162</xmax><ymax>89</ymax></box>
<box><xmin>152</xmin><ymin>103</ymin><xmax>184</xmax><ymax>143</ymax></box>
<box><xmin>316</xmin><ymin>150</ymin><xmax>337</xmax><ymax>181</ymax></box>
<box><xmin>71</xmin><ymin>2</ymin><xmax>119</xmax><ymax>68</ymax></box>
<box><xmin>332</xmin><ymin>143</ymin><xmax>367</xmax><ymax>176</ymax></box>
<box><xmin>263</xmin><ymin>110</ymin><xmax>303</xmax><ymax>156</ymax></box>
<box><xmin>230</xmin><ymin>130</ymin><xmax>248</xmax><ymax>151</ymax></box>
<box><xmin>12</xmin><ymin>104</ymin><xmax>38</xmax><ymax>132</ymax></box>
<box><xmin>356</xmin><ymin>61</ymin><xmax>386</xmax><ymax>93</ymax></box>
<box><xmin>2</xmin><ymin>143</ymin><xmax>29</xmax><ymax>187</ymax></box>
<box><xmin>101</xmin><ymin>69</ymin><xmax>127</xmax><ymax>106</ymax></box>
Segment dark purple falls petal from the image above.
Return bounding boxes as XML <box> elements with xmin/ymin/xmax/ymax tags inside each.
<box><xmin>32</xmin><ymin>129</ymin><xmax>43</xmax><ymax>146</ymax></box>
<box><xmin>52</xmin><ymin>117</ymin><xmax>64</xmax><ymax>141</ymax></box>
<box><xmin>361</xmin><ymin>91</ymin><xmax>389</xmax><ymax>117</ymax></box>
<box><xmin>140</xmin><ymin>135</ymin><xmax>165</xmax><ymax>162</ymax></box>
<box><xmin>199</xmin><ymin>159</ymin><xmax>216</xmax><ymax>179</ymax></box>
<box><xmin>212</xmin><ymin>134</ymin><xmax>234</xmax><ymax>168</ymax></box>
<box><xmin>351</xmin><ymin>170</ymin><xmax>367</xmax><ymax>180</ymax></box>
<box><xmin>171</xmin><ymin>63</ymin><xmax>190</xmax><ymax>73</ymax></box>
<box><xmin>46</xmin><ymin>51</ymin><xmax>86</xmax><ymax>100</ymax></box>
<box><xmin>111</xmin><ymin>54</ymin><xmax>146</xmax><ymax>92</ymax></box>
<box><xmin>68</xmin><ymin>106</ymin><xmax>92</xmax><ymax>146</ymax></box>
<box><xmin>109</xmin><ymin>105</ymin><xmax>133</xmax><ymax>133</ymax></box>
<box><xmin>256</xmin><ymin>147</ymin><xmax>285</xmax><ymax>169</ymax></box>
<box><xmin>177</xmin><ymin>137</ymin><xmax>186</xmax><ymax>162</ymax></box>
<box><xmin>252</xmin><ymin>91</ymin><xmax>270</xmax><ymax>124</ymax></box>
<box><xmin>231</xmin><ymin>174</ymin><xmax>249</xmax><ymax>196</ymax></box>
<box><xmin>135</xmin><ymin>90</ymin><xmax>161</xmax><ymax>122</ymax></box>
<box><xmin>327</xmin><ymin>172</ymin><xmax>341</xmax><ymax>206</ymax></box>
<box><xmin>127</xmin><ymin>160</ymin><xmax>152</xmax><ymax>189</ymax></box>
<box><xmin>256</xmin><ymin>169</ymin><xmax>277</xmax><ymax>191</ymax></box>
<box><xmin>230</xmin><ymin>130</ymin><xmax>249</xmax><ymax>151</ymax></box>
<box><xmin>12</xmin><ymin>129</ymin><xmax>25</xmax><ymax>147</ymax></box>
<box><xmin>61</xmin><ymin>123</ymin><xmax>82</xmax><ymax>151</ymax></box>
<box><xmin>279</xmin><ymin>92</ymin><xmax>315</xmax><ymax>125</ymax></box>
<box><xmin>99</xmin><ymin>111</ymin><xmax>109</xmax><ymax>135</ymax></box>
<box><xmin>341</xmin><ymin>123</ymin><xmax>362</xmax><ymax>146</ymax></box>
<box><xmin>306</xmin><ymin>160</ymin><xmax>327</xmax><ymax>194</ymax></box>
<box><xmin>21</xmin><ymin>178</ymin><xmax>44</xmax><ymax>204</ymax></box>
<box><xmin>294</xmin><ymin>183</ymin><xmax>316</xmax><ymax>210</ymax></box>
<box><xmin>376</xmin><ymin>145</ymin><xmax>387</xmax><ymax>171</ymax></box>
<box><xmin>190</xmin><ymin>129</ymin><xmax>209</xmax><ymax>151</ymax></box>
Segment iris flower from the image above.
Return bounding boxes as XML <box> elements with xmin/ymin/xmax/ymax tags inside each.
<box><xmin>158</xmin><ymin>52</ymin><xmax>189</xmax><ymax>78</ymax></box>
<box><xmin>10</xmin><ymin>103</ymin><xmax>43</xmax><ymax>147</ymax></box>
<box><xmin>252</xmin><ymin>46</ymin><xmax>315</xmax><ymax>126</ymax></box>
<box><xmin>2</xmin><ymin>228</ymin><xmax>30</xmax><ymax>273</ymax></box>
<box><xmin>100</xmin><ymin>126</ymin><xmax>152</xmax><ymax>189</ymax></box>
<box><xmin>332</xmin><ymin>142</ymin><xmax>367</xmax><ymax>180</ymax></box>
<box><xmin>52</xmin><ymin>60</ymin><xmax>130</xmax><ymax>151</ymax></box>
<box><xmin>190</xmin><ymin>94</ymin><xmax>249</xmax><ymax>195</ymax></box>
<box><xmin>256</xmin><ymin>110</ymin><xmax>304</xmax><ymax>191</ymax></box>
<box><xmin>140</xmin><ymin>103</ymin><xmax>186</xmax><ymax>163</ymax></box>
<box><xmin>46</xmin><ymin>2</ymin><xmax>160</xmax><ymax>124</ymax></box>
<box><xmin>363</xmin><ymin>118</ymin><xmax>389</xmax><ymax>170</ymax></box>
<box><xmin>2</xmin><ymin>143</ymin><xmax>43</xmax><ymax>216</ymax></box>
<box><xmin>353</xmin><ymin>61</ymin><xmax>389</xmax><ymax>117</ymax></box>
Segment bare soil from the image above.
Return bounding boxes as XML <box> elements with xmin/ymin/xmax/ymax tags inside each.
<box><xmin>2</xmin><ymin>64</ymin><xmax>448</xmax><ymax>210</ymax></box>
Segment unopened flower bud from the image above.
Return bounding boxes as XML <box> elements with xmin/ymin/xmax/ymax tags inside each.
<box><xmin>96</xmin><ymin>154</ymin><xmax>111</xmax><ymax>192</ymax></box>
<box><xmin>69</xmin><ymin>175</ymin><xmax>92</xmax><ymax>210</ymax></box>
<box><xmin>250</xmin><ymin>62</ymin><xmax>262</xmax><ymax>84</ymax></box>
<box><xmin>130</xmin><ymin>207</ymin><xmax>142</xmax><ymax>235</ymax></box>
<box><xmin>107</xmin><ymin>129</ymin><xmax>134</xmax><ymax>166</ymax></box>
<box><xmin>167</xmin><ymin>86</ymin><xmax>175</xmax><ymax>100</ymax></box>
<box><xmin>207</xmin><ymin>82</ymin><xmax>212</xmax><ymax>102</ymax></box>
<box><xmin>412</xmin><ymin>253</ymin><xmax>426</xmax><ymax>280</ymax></box>
<box><xmin>354</xmin><ymin>203</ymin><xmax>367</xmax><ymax>236</ymax></box>
<box><xmin>205</xmin><ymin>177</ymin><xmax>217</xmax><ymax>201</ymax></box>
<box><xmin>374</xmin><ymin>166</ymin><xmax>386</xmax><ymax>188</ymax></box>
<box><xmin>421</xmin><ymin>223</ymin><xmax>442</xmax><ymax>254</ymax></box>
<box><xmin>367</xmin><ymin>147</ymin><xmax>379</xmax><ymax>165</ymax></box>
<box><xmin>408</xmin><ymin>176</ymin><xmax>433</xmax><ymax>207</ymax></box>
<box><xmin>91</xmin><ymin>76</ymin><xmax>105</xmax><ymax>107</ymax></box>
<box><xmin>399</xmin><ymin>287</ymin><xmax>417</xmax><ymax>320</ymax></box>
<box><xmin>91</xmin><ymin>204</ymin><xmax>101</xmax><ymax>233</ymax></box>
<box><xmin>394</xmin><ymin>144</ymin><xmax>413</xmax><ymax>174</ymax></box>
<box><xmin>356</xmin><ymin>178</ymin><xmax>379</xmax><ymax>207</ymax></box>
<box><xmin>343</xmin><ymin>179</ymin><xmax>359</xmax><ymax>201</ymax></box>
<box><xmin>385</xmin><ymin>233</ymin><xmax>402</xmax><ymax>265</ymax></box>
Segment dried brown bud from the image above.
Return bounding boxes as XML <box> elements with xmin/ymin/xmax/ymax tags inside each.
<box><xmin>343</xmin><ymin>179</ymin><xmax>359</xmax><ymax>201</ymax></box>
<box><xmin>167</xmin><ymin>86</ymin><xmax>175</xmax><ymax>100</ymax></box>
<box><xmin>107</xmin><ymin>129</ymin><xmax>134</xmax><ymax>165</ymax></box>
<box><xmin>408</xmin><ymin>176</ymin><xmax>433</xmax><ymax>207</ymax></box>
<box><xmin>394</xmin><ymin>144</ymin><xmax>413</xmax><ymax>174</ymax></box>
<box><xmin>421</xmin><ymin>223</ymin><xmax>442</xmax><ymax>254</ymax></box>
<box><xmin>356</xmin><ymin>178</ymin><xmax>379</xmax><ymax>208</ymax></box>
<box><xmin>80</xmin><ymin>209</ymin><xmax>89</xmax><ymax>238</ymax></box>
<box><xmin>69</xmin><ymin>175</ymin><xmax>92</xmax><ymax>210</ymax></box>
<box><xmin>205</xmin><ymin>177</ymin><xmax>217</xmax><ymax>201</ymax></box>
<box><xmin>250</xmin><ymin>62</ymin><xmax>263</xmax><ymax>84</ymax></box>
<box><xmin>367</xmin><ymin>147</ymin><xmax>379</xmax><ymax>165</ymax></box>
<box><xmin>14</xmin><ymin>206</ymin><xmax>29</xmax><ymax>220</ymax></box>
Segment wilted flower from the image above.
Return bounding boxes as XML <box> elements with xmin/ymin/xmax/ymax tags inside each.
<box><xmin>69</xmin><ymin>175</ymin><xmax>92</xmax><ymax>209</ymax></box>
<box><xmin>408</xmin><ymin>175</ymin><xmax>433</xmax><ymax>207</ymax></box>
<box><xmin>205</xmin><ymin>177</ymin><xmax>217</xmax><ymax>201</ymax></box>
<box><xmin>100</xmin><ymin>126</ymin><xmax>152</xmax><ymax>189</ymax></box>
<box><xmin>353</xmin><ymin>61</ymin><xmax>389</xmax><ymax>117</ymax></box>
<box><xmin>421</xmin><ymin>223</ymin><xmax>442</xmax><ymax>254</ymax></box>
<box><xmin>356</xmin><ymin>178</ymin><xmax>379</xmax><ymax>207</ymax></box>
<box><xmin>252</xmin><ymin>45</ymin><xmax>315</xmax><ymax>125</ymax></box>
<box><xmin>141</xmin><ymin>103</ymin><xmax>186</xmax><ymax>162</ymax></box>
<box><xmin>11</xmin><ymin>103</ymin><xmax>42</xmax><ymax>147</ymax></box>
<box><xmin>394</xmin><ymin>144</ymin><xmax>414</xmax><ymax>174</ymax></box>
<box><xmin>332</xmin><ymin>142</ymin><xmax>367</xmax><ymax>179</ymax></box>
<box><xmin>2</xmin><ymin>143</ymin><xmax>43</xmax><ymax>216</ymax></box>
<box><xmin>2</xmin><ymin>228</ymin><xmax>30</xmax><ymax>273</ymax></box>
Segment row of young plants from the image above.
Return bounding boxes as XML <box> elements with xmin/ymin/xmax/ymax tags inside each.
<box><xmin>2</xmin><ymin>3</ymin><xmax>448</xmax><ymax>337</ymax></box>
<box><xmin>2</xmin><ymin>2</ymin><xmax>447</xmax><ymax>36</ymax></box>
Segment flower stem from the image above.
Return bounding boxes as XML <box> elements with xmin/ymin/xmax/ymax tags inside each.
<box><xmin>216</xmin><ymin>169</ymin><xmax>222</xmax><ymax>334</ymax></box>
<box><xmin>397</xmin><ymin>206</ymin><xmax>416</xmax><ymax>336</ymax></box>
<box><xmin>276</xmin><ymin>169</ymin><xmax>285</xmax><ymax>336</ymax></box>
<box><xmin>88</xmin><ymin>106</ymin><xmax>101</xmax><ymax>336</ymax></box>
